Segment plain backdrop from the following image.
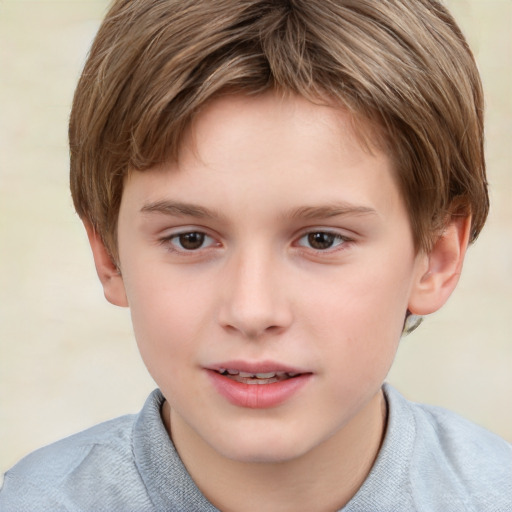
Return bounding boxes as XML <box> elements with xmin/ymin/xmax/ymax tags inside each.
<box><xmin>1</xmin><ymin>0</ymin><xmax>511</xmax><ymax>475</ymax></box>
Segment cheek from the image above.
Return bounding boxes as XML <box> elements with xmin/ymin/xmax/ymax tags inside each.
<box><xmin>305</xmin><ymin>261</ymin><xmax>410</xmax><ymax>331</ymax></box>
<box><xmin>125</xmin><ymin>260</ymin><xmax>209</xmax><ymax>328</ymax></box>
<box><xmin>301</xmin><ymin>261</ymin><xmax>411</xmax><ymax>375</ymax></box>
<box><xmin>122</xmin><ymin>267</ymin><xmax>213</xmax><ymax>377</ymax></box>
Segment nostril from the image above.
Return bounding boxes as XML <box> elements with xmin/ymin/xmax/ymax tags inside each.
<box><xmin>221</xmin><ymin>322</ymin><xmax>284</xmax><ymax>339</ymax></box>
<box><xmin>217</xmin><ymin>273</ymin><xmax>293</xmax><ymax>337</ymax></box>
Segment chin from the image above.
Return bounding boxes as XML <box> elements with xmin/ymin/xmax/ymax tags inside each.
<box><xmin>207</xmin><ymin>425</ymin><xmax>316</xmax><ymax>464</ymax></box>
<box><xmin>221</xmin><ymin>444</ymin><xmax>307</xmax><ymax>465</ymax></box>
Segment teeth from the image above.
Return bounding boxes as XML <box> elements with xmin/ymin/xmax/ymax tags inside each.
<box><xmin>237</xmin><ymin>371</ymin><xmax>282</xmax><ymax>379</ymax></box>
<box><xmin>217</xmin><ymin>368</ymin><xmax>239</xmax><ymax>375</ymax></box>
<box><xmin>217</xmin><ymin>369</ymin><xmax>300</xmax><ymax>379</ymax></box>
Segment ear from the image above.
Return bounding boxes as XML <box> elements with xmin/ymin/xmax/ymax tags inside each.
<box><xmin>84</xmin><ymin>221</ymin><xmax>129</xmax><ymax>307</ymax></box>
<box><xmin>408</xmin><ymin>215</ymin><xmax>471</xmax><ymax>316</ymax></box>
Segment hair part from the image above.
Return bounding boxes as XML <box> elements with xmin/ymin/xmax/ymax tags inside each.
<box><xmin>70</xmin><ymin>0</ymin><xmax>488</xmax><ymax>260</ymax></box>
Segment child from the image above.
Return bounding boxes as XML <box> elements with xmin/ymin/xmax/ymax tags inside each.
<box><xmin>1</xmin><ymin>0</ymin><xmax>511</xmax><ymax>510</ymax></box>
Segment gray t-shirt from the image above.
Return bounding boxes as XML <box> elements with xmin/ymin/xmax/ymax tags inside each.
<box><xmin>1</xmin><ymin>384</ymin><xmax>511</xmax><ymax>511</ymax></box>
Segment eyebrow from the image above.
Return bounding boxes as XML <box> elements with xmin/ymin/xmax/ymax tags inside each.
<box><xmin>288</xmin><ymin>203</ymin><xmax>378</xmax><ymax>220</ymax></box>
<box><xmin>140</xmin><ymin>200</ymin><xmax>377</xmax><ymax>221</ymax></box>
<box><xmin>140</xmin><ymin>200</ymin><xmax>225</xmax><ymax>220</ymax></box>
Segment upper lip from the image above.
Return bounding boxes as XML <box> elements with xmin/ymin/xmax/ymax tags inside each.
<box><xmin>206</xmin><ymin>360</ymin><xmax>310</xmax><ymax>375</ymax></box>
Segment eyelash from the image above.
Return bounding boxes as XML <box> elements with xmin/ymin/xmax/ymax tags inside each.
<box><xmin>161</xmin><ymin>231</ymin><xmax>218</xmax><ymax>253</ymax></box>
<box><xmin>159</xmin><ymin>229</ymin><xmax>353</xmax><ymax>255</ymax></box>
<box><xmin>295</xmin><ymin>231</ymin><xmax>351</xmax><ymax>252</ymax></box>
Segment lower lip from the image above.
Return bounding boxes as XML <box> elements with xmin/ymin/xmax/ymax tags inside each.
<box><xmin>206</xmin><ymin>370</ymin><xmax>311</xmax><ymax>409</ymax></box>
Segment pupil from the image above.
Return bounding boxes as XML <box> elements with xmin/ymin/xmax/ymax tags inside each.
<box><xmin>179</xmin><ymin>232</ymin><xmax>205</xmax><ymax>250</ymax></box>
<box><xmin>308</xmin><ymin>232</ymin><xmax>334</xmax><ymax>250</ymax></box>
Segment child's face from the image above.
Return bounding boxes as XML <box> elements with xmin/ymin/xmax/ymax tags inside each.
<box><xmin>115</xmin><ymin>92</ymin><xmax>427</xmax><ymax>463</ymax></box>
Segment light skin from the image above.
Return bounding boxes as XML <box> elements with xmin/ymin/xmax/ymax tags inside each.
<box><xmin>86</xmin><ymin>92</ymin><xmax>470</xmax><ymax>512</ymax></box>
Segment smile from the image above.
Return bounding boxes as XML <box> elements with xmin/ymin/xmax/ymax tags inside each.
<box><xmin>207</xmin><ymin>362</ymin><xmax>312</xmax><ymax>408</ymax></box>
<box><xmin>216</xmin><ymin>368</ymin><xmax>301</xmax><ymax>384</ymax></box>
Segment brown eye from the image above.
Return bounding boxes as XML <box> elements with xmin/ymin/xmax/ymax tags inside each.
<box><xmin>307</xmin><ymin>232</ymin><xmax>336</xmax><ymax>250</ymax></box>
<box><xmin>296</xmin><ymin>231</ymin><xmax>348</xmax><ymax>251</ymax></box>
<box><xmin>177</xmin><ymin>232</ymin><xmax>206</xmax><ymax>250</ymax></box>
<box><xmin>164</xmin><ymin>231</ymin><xmax>218</xmax><ymax>254</ymax></box>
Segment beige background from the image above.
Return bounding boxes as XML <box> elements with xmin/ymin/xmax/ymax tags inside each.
<box><xmin>1</xmin><ymin>0</ymin><xmax>511</xmax><ymax>475</ymax></box>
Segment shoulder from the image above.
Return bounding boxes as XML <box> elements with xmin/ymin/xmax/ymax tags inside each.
<box><xmin>0</xmin><ymin>406</ymin><xmax>154</xmax><ymax>511</ymax></box>
<box><xmin>3</xmin><ymin>413</ymin><xmax>136</xmax><ymax>475</ymax></box>
<box><xmin>386</xmin><ymin>384</ymin><xmax>512</xmax><ymax>511</ymax></box>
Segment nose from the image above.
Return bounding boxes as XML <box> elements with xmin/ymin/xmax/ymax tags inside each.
<box><xmin>218</xmin><ymin>249</ymin><xmax>293</xmax><ymax>339</ymax></box>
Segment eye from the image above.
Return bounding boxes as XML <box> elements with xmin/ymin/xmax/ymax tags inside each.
<box><xmin>167</xmin><ymin>231</ymin><xmax>217</xmax><ymax>251</ymax></box>
<box><xmin>296</xmin><ymin>231</ymin><xmax>348</xmax><ymax>251</ymax></box>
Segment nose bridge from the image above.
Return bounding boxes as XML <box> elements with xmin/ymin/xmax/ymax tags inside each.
<box><xmin>219</xmin><ymin>243</ymin><xmax>291</xmax><ymax>338</ymax></box>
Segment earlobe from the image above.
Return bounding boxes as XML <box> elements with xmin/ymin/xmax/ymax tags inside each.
<box><xmin>84</xmin><ymin>221</ymin><xmax>129</xmax><ymax>307</ymax></box>
<box><xmin>408</xmin><ymin>215</ymin><xmax>471</xmax><ymax>316</ymax></box>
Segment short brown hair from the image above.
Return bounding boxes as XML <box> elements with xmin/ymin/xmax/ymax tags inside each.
<box><xmin>69</xmin><ymin>0</ymin><xmax>488</xmax><ymax>260</ymax></box>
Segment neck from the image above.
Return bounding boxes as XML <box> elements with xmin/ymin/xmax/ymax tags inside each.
<box><xmin>162</xmin><ymin>390</ymin><xmax>387</xmax><ymax>512</ymax></box>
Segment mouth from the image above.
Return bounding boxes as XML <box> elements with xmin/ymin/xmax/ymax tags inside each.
<box><xmin>215</xmin><ymin>368</ymin><xmax>302</xmax><ymax>385</ymax></box>
<box><xmin>206</xmin><ymin>362</ymin><xmax>312</xmax><ymax>408</ymax></box>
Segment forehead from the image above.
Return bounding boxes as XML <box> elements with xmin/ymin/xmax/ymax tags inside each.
<box><xmin>122</xmin><ymin>92</ymin><xmax>404</xmax><ymax>225</ymax></box>
<box><xmin>186</xmin><ymin>92</ymin><xmax>385</xmax><ymax>167</ymax></box>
